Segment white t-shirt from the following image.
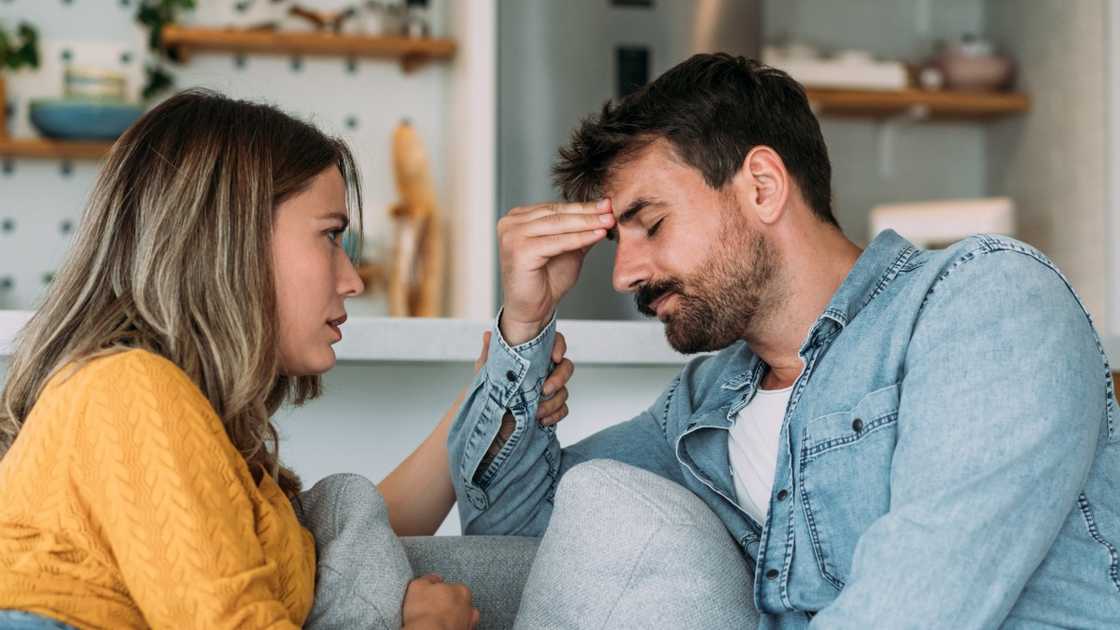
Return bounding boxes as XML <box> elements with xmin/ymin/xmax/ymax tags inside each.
<box><xmin>728</xmin><ymin>384</ymin><xmax>793</xmax><ymax>523</ymax></box>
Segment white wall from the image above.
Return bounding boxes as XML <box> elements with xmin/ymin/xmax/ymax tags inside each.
<box><xmin>274</xmin><ymin>360</ymin><xmax>680</xmax><ymax>534</ymax></box>
<box><xmin>764</xmin><ymin>0</ymin><xmax>990</xmax><ymax>244</ymax></box>
<box><xmin>0</xmin><ymin>0</ymin><xmax>498</xmax><ymax>317</ymax></box>
<box><xmin>986</xmin><ymin>0</ymin><xmax>1110</xmax><ymax>327</ymax></box>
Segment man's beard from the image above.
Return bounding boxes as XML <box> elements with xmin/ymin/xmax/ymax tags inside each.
<box><xmin>635</xmin><ymin>222</ymin><xmax>778</xmax><ymax>354</ymax></box>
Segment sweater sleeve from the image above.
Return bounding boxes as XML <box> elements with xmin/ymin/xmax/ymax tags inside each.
<box><xmin>71</xmin><ymin>352</ymin><xmax>302</xmax><ymax>629</ymax></box>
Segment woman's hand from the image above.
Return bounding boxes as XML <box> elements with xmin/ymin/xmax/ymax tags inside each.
<box><xmin>473</xmin><ymin>331</ymin><xmax>574</xmax><ymax>427</ymax></box>
<box><xmin>538</xmin><ymin>332</ymin><xmax>573</xmax><ymax>426</ymax></box>
<box><xmin>402</xmin><ymin>574</ymin><xmax>480</xmax><ymax>630</ymax></box>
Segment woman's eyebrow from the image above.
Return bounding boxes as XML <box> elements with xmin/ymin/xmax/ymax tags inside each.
<box><xmin>320</xmin><ymin>211</ymin><xmax>350</xmax><ymax>229</ymax></box>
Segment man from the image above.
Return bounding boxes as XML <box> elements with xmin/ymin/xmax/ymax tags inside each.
<box><xmin>448</xmin><ymin>53</ymin><xmax>1120</xmax><ymax>627</ymax></box>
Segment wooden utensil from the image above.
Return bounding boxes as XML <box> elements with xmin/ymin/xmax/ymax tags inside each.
<box><xmin>388</xmin><ymin>119</ymin><xmax>443</xmax><ymax>317</ymax></box>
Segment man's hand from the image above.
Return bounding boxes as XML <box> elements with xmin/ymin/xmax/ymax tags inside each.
<box><xmin>497</xmin><ymin>199</ymin><xmax>615</xmax><ymax>344</ymax></box>
<box><xmin>402</xmin><ymin>574</ymin><xmax>479</xmax><ymax>630</ymax></box>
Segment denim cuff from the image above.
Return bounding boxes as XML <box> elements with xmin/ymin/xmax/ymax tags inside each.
<box><xmin>454</xmin><ymin>310</ymin><xmax>558</xmax><ymax>509</ymax></box>
<box><xmin>484</xmin><ymin>307</ymin><xmax>558</xmax><ymax>409</ymax></box>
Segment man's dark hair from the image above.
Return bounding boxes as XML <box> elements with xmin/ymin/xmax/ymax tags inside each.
<box><xmin>553</xmin><ymin>53</ymin><xmax>837</xmax><ymax>228</ymax></box>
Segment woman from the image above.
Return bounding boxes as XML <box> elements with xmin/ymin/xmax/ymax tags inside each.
<box><xmin>0</xmin><ymin>90</ymin><xmax>572</xmax><ymax>629</ymax></box>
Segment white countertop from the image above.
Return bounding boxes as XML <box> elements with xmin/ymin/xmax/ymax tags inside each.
<box><xmin>0</xmin><ymin>310</ymin><xmax>688</xmax><ymax>366</ymax></box>
<box><xmin>4</xmin><ymin>309</ymin><xmax>1117</xmax><ymax>367</ymax></box>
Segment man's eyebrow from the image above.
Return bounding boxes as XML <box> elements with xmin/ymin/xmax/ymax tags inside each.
<box><xmin>605</xmin><ymin>197</ymin><xmax>661</xmax><ymax>241</ymax></box>
<box><xmin>618</xmin><ymin>198</ymin><xmax>654</xmax><ymax>225</ymax></box>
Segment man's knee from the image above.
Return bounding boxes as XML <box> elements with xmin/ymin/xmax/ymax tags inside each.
<box><xmin>517</xmin><ymin>460</ymin><xmax>757</xmax><ymax>628</ymax></box>
<box><xmin>555</xmin><ymin>459</ymin><xmax>724</xmax><ymax>534</ymax></box>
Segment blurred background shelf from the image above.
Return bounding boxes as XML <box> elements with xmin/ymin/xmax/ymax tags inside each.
<box><xmin>0</xmin><ymin>138</ymin><xmax>112</xmax><ymax>159</ymax></box>
<box><xmin>806</xmin><ymin>88</ymin><xmax>1030</xmax><ymax>120</ymax></box>
<box><xmin>161</xmin><ymin>25</ymin><xmax>456</xmax><ymax>72</ymax></box>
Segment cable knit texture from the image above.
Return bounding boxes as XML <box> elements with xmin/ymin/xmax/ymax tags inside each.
<box><xmin>0</xmin><ymin>349</ymin><xmax>315</xmax><ymax>629</ymax></box>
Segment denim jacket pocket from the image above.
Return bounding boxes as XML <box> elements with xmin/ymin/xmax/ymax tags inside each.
<box><xmin>799</xmin><ymin>383</ymin><xmax>900</xmax><ymax>590</ymax></box>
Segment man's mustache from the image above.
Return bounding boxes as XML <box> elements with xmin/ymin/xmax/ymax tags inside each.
<box><xmin>635</xmin><ymin>279</ymin><xmax>685</xmax><ymax>317</ymax></box>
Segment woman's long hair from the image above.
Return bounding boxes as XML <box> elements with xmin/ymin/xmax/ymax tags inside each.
<box><xmin>0</xmin><ymin>89</ymin><xmax>363</xmax><ymax>495</ymax></box>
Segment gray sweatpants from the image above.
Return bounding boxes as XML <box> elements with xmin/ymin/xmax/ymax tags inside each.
<box><xmin>295</xmin><ymin>461</ymin><xmax>759</xmax><ymax>629</ymax></box>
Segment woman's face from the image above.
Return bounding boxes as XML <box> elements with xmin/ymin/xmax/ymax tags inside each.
<box><xmin>272</xmin><ymin>167</ymin><xmax>364</xmax><ymax>376</ymax></box>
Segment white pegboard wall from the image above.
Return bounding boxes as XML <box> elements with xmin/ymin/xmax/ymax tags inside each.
<box><xmin>0</xmin><ymin>0</ymin><xmax>452</xmax><ymax>315</ymax></box>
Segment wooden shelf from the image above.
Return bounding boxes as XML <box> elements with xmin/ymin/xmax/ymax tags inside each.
<box><xmin>0</xmin><ymin>137</ymin><xmax>113</xmax><ymax>160</ymax></box>
<box><xmin>162</xmin><ymin>25</ymin><xmax>456</xmax><ymax>72</ymax></box>
<box><xmin>805</xmin><ymin>88</ymin><xmax>1030</xmax><ymax>120</ymax></box>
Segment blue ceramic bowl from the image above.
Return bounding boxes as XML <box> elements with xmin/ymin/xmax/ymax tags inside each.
<box><xmin>29</xmin><ymin>99</ymin><xmax>145</xmax><ymax>141</ymax></box>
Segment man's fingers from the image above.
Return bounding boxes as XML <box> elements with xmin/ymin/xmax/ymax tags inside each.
<box><xmin>471</xmin><ymin>608</ymin><xmax>481</xmax><ymax>628</ymax></box>
<box><xmin>512</xmin><ymin>212</ymin><xmax>615</xmax><ymax>239</ymax></box>
<box><xmin>419</xmin><ymin>574</ymin><xmax>443</xmax><ymax>584</ymax></box>
<box><xmin>505</xmin><ymin>200</ymin><xmax>609</xmax><ymax>223</ymax></box>
<box><xmin>527</xmin><ymin>230</ymin><xmax>608</xmax><ymax>260</ymax></box>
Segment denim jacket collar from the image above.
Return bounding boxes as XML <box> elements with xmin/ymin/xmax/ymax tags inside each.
<box><xmin>718</xmin><ymin>230</ymin><xmax>917</xmax><ymax>393</ymax></box>
<box><xmin>819</xmin><ymin>229</ymin><xmax>917</xmax><ymax>330</ymax></box>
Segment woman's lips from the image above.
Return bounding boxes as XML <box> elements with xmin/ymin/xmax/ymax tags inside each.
<box><xmin>327</xmin><ymin>314</ymin><xmax>347</xmax><ymax>341</ymax></box>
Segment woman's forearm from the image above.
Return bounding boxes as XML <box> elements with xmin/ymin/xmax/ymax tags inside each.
<box><xmin>377</xmin><ymin>388</ymin><xmax>465</xmax><ymax>536</ymax></box>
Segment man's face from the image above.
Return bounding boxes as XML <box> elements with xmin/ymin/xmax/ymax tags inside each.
<box><xmin>606</xmin><ymin>140</ymin><xmax>780</xmax><ymax>354</ymax></box>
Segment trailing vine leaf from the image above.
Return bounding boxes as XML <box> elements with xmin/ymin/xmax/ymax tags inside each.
<box><xmin>135</xmin><ymin>0</ymin><xmax>196</xmax><ymax>100</ymax></box>
<box><xmin>141</xmin><ymin>63</ymin><xmax>175</xmax><ymax>101</ymax></box>
<box><xmin>0</xmin><ymin>21</ymin><xmax>41</xmax><ymax>71</ymax></box>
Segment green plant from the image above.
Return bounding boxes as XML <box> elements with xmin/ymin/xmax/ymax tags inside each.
<box><xmin>0</xmin><ymin>22</ymin><xmax>41</xmax><ymax>71</ymax></box>
<box><xmin>136</xmin><ymin>0</ymin><xmax>196</xmax><ymax>100</ymax></box>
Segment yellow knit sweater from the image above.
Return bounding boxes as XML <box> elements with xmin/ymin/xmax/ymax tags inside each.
<box><xmin>0</xmin><ymin>350</ymin><xmax>315</xmax><ymax>629</ymax></box>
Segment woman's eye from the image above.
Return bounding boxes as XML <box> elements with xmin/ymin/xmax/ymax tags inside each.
<box><xmin>327</xmin><ymin>228</ymin><xmax>344</xmax><ymax>244</ymax></box>
<box><xmin>647</xmin><ymin>219</ymin><xmax>664</xmax><ymax>238</ymax></box>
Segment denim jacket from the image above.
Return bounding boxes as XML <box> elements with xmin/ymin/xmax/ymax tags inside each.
<box><xmin>448</xmin><ymin>230</ymin><xmax>1120</xmax><ymax>628</ymax></box>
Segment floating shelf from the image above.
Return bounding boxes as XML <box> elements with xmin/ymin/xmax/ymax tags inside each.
<box><xmin>161</xmin><ymin>25</ymin><xmax>456</xmax><ymax>72</ymax></box>
<box><xmin>0</xmin><ymin>137</ymin><xmax>113</xmax><ymax>160</ymax></box>
<box><xmin>805</xmin><ymin>88</ymin><xmax>1030</xmax><ymax>120</ymax></box>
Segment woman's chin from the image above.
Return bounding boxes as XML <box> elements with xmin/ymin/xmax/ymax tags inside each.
<box><xmin>280</xmin><ymin>347</ymin><xmax>337</xmax><ymax>377</ymax></box>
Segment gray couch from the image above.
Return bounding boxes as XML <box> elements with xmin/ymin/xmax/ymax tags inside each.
<box><xmin>298</xmin><ymin>460</ymin><xmax>759</xmax><ymax>629</ymax></box>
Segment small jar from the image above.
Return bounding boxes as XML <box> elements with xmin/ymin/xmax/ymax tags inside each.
<box><xmin>403</xmin><ymin>0</ymin><xmax>431</xmax><ymax>38</ymax></box>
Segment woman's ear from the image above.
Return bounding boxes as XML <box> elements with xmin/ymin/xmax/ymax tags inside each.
<box><xmin>732</xmin><ymin>146</ymin><xmax>790</xmax><ymax>226</ymax></box>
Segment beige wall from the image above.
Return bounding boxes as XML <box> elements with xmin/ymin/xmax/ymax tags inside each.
<box><xmin>987</xmin><ymin>0</ymin><xmax>1110</xmax><ymax>324</ymax></box>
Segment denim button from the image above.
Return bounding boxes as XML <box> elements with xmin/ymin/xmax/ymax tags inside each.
<box><xmin>506</xmin><ymin>370</ymin><xmax>518</xmax><ymax>382</ymax></box>
<box><xmin>852</xmin><ymin>417</ymin><xmax>864</xmax><ymax>433</ymax></box>
<box><xmin>776</xmin><ymin>489</ymin><xmax>789</xmax><ymax>502</ymax></box>
<box><xmin>766</xmin><ymin>568</ymin><xmax>779</xmax><ymax>580</ymax></box>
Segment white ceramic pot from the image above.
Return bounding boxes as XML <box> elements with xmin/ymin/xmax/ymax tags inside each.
<box><xmin>182</xmin><ymin>0</ymin><xmax>291</xmax><ymax>29</ymax></box>
<box><xmin>935</xmin><ymin>53</ymin><xmax>1014</xmax><ymax>92</ymax></box>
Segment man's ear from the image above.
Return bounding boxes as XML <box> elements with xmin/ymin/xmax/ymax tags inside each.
<box><xmin>732</xmin><ymin>146</ymin><xmax>789</xmax><ymax>226</ymax></box>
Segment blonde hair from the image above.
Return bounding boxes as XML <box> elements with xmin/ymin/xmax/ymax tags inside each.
<box><xmin>0</xmin><ymin>89</ymin><xmax>363</xmax><ymax>495</ymax></box>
